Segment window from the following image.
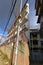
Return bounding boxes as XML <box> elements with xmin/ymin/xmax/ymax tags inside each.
<box><xmin>30</xmin><ymin>33</ymin><xmax>33</xmax><ymax>39</ymax></box>
<box><xmin>40</xmin><ymin>31</ymin><xmax>43</xmax><ymax>38</ymax></box>
<box><xmin>33</xmin><ymin>48</ymin><xmax>39</xmax><ymax>52</ymax></box>
<box><xmin>41</xmin><ymin>22</ymin><xmax>43</xmax><ymax>29</ymax></box>
<box><xmin>40</xmin><ymin>48</ymin><xmax>43</xmax><ymax>53</ymax></box>
<box><xmin>38</xmin><ymin>0</ymin><xmax>41</xmax><ymax>7</ymax></box>
<box><xmin>33</xmin><ymin>40</ymin><xmax>38</xmax><ymax>45</ymax></box>
<box><xmin>33</xmin><ymin>33</ymin><xmax>37</xmax><ymax>37</ymax></box>
<box><xmin>40</xmin><ymin>41</ymin><xmax>43</xmax><ymax>53</ymax></box>
<box><xmin>41</xmin><ymin>41</ymin><xmax>43</xmax><ymax>47</ymax></box>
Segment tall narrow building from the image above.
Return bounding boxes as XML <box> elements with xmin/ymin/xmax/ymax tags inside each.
<box><xmin>0</xmin><ymin>1</ymin><xmax>29</xmax><ymax>65</ymax></box>
<box><xmin>35</xmin><ymin>0</ymin><xmax>43</xmax><ymax>40</ymax></box>
<box><xmin>30</xmin><ymin>29</ymin><xmax>40</xmax><ymax>65</ymax></box>
<box><xmin>29</xmin><ymin>1</ymin><xmax>43</xmax><ymax>65</ymax></box>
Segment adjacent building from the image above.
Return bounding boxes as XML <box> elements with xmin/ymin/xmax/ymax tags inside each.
<box><xmin>30</xmin><ymin>0</ymin><xmax>43</xmax><ymax>65</ymax></box>
<box><xmin>30</xmin><ymin>29</ymin><xmax>43</xmax><ymax>65</ymax></box>
<box><xmin>35</xmin><ymin>0</ymin><xmax>43</xmax><ymax>40</ymax></box>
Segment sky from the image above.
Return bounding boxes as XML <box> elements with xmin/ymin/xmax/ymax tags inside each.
<box><xmin>0</xmin><ymin>0</ymin><xmax>40</xmax><ymax>35</ymax></box>
<box><xmin>29</xmin><ymin>0</ymin><xmax>40</xmax><ymax>29</ymax></box>
<box><xmin>0</xmin><ymin>0</ymin><xmax>28</xmax><ymax>35</ymax></box>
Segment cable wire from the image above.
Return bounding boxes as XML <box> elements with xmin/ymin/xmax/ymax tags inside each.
<box><xmin>0</xmin><ymin>0</ymin><xmax>17</xmax><ymax>44</ymax></box>
<box><xmin>3</xmin><ymin>0</ymin><xmax>17</xmax><ymax>34</ymax></box>
<box><xmin>0</xmin><ymin>0</ymin><xmax>28</xmax><ymax>46</ymax></box>
<box><xmin>3</xmin><ymin>0</ymin><xmax>28</xmax><ymax>35</ymax></box>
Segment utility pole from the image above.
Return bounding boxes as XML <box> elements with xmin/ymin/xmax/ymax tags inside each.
<box><xmin>14</xmin><ymin>0</ymin><xmax>22</xmax><ymax>65</ymax></box>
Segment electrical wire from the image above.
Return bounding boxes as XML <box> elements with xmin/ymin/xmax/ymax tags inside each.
<box><xmin>0</xmin><ymin>0</ymin><xmax>28</xmax><ymax>45</ymax></box>
<box><xmin>3</xmin><ymin>0</ymin><xmax>17</xmax><ymax>34</ymax></box>
<box><xmin>0</xmin><ymin>0</ymin><xmax>17</xmax><ymax>44</ymax></box>
<box><xmin>3</xmin><ymin>0</ymin><xmax>28</xmax><ymax>34</ymax></box>
<box><xmin>3</xmin><ymin>0</ymin><xmax>28</xmax><ymax>35</ymax></box>
<box><xmin>23</xmin><ymin>0</ymin><xmax>28</xmax><ymax>7</ymax></box>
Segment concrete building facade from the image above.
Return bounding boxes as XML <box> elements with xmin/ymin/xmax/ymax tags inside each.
<box><xmin>0</xmin><ymin>1</ymin><xmax>29</xmax><ymax>65</ymax></box>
